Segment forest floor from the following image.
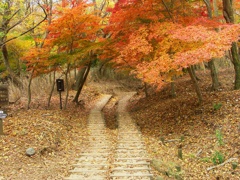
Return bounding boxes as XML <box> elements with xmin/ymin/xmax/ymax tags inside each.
<box><xmin>0</xmin><ymin>68</ymin><xmax>239</xmax><ymax>179</ymax></box>
<box><xmin>127</xmin><ymin>68</ymin><xmax>240</xmax><ymax>179</ymax></box>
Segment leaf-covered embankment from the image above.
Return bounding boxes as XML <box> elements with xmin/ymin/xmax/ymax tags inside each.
<box><xmin>129</xmin><ymin>68</ymin><xmax>240</xmax><ymax>179</ymax></box>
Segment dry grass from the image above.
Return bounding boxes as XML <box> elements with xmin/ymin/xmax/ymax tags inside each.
<box><xmin>8</xmin><ymin>71</ymin><xmax>76</xmax><ymax>108</ymax></box>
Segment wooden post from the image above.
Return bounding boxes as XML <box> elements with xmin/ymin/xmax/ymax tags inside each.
<box><xmin>0</xmin><ymin>119</ymin><xmax>3</xmax><ymax>135</ymax></box>
<box><xmin>0</xmin><ymin>85</ymin><xmax>9</xmax><ymax>135</ymax></box>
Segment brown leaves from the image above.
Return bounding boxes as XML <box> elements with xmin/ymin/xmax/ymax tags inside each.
<box><xmin>0</xmin><ymin>86</ymin><xmax>100</xmax><ymax>179</ymax></box>
<box><xmin>129</xmin><ymin>69</ymin><xmax>240</xmax><ymax>179</ymax></box>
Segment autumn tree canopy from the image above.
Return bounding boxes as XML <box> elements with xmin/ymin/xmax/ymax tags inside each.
<box><xmin>22</xmin><ymin>0</ymin><xmax>102</xmax><ymax>76</ymax></box>
<box><xmin>103</xmin><ymin>0</ymin><xmax>240</xmax><ymax>89</ymax></box>
<box><xmin>1</xmin><ymin>0</ymin><xmax>239</xmax><ymax>97</ymax></box>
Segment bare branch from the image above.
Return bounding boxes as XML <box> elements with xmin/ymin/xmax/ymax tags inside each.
<box><xmin>203</xmin><ymin>0</ymin><xmax>213</xmax><ymax>18</ymax></box>
<box><xmin>161</xmin><ymin>0</ymin><xmax>175</xmax><ymax>22</ymax></box>
<box><xmin>207</xmin><ymin>158</ymin><xmax>238</xmax><ymax>171</ymax></box>
<box><xmin>6</xmin><ymin>9</ymin><xmax>21</xmax><ymax>23</ymax></box>
<box><xmin>6</xmin><ymin>12</ymin><xmax>31</xmax><ymax>33</ymax></box>
<box><xmin>2</xmin><ymin>3</ymin><xmax>48</xmax><ymax>46</ymax></box>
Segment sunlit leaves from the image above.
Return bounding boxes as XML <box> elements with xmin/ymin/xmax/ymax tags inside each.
<box><xmin>104</xmin><ymin>0</ymin><xmax>240</xmax><ymax>89</ymax></box>
<box><xmin>47</xmin><ymin>2</ymin><xmax>101</xmax><ymax>58</ymax></box>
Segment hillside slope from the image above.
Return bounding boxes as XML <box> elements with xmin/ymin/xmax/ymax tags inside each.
<box><xmin>128</xmin><ymin>68</ymin><xmax>240</xmax><ymax>179</ymax></box>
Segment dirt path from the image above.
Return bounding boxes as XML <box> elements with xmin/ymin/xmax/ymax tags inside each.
<box><xmin>65</xmin><ymin>92</ymin><xmax>153</xmax><ymax>179</ymax></box>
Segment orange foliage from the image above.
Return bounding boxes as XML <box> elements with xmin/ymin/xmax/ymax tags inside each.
<box><xmin>103</xmin><ymin>0</ymin><xmax>240</xmax><ymax>89</ymax></box>
<box><xmin>22</xmin><ymin>1</ymin><xmax>102</xmax><ymax>76</ymax></box>
<box><xmin>47</xmin><ymin>2</ymin><xmax>101</xmax><ymax>53</ymax></box>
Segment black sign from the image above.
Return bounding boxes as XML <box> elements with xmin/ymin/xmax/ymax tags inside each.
<box><xmin>56</xmin><ymin>79</ymin><xmax>64</xmax><ymax>92</ymax></box>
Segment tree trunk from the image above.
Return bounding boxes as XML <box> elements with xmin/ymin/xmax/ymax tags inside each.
<box><xmin>73</xmin><ymin>67</ymin><xmax>87</xmax><ymax>91</ymax></box>
<box><xmin>0</xmin><ymin>119</ymin><xmax>3</xmax><ymax>135</ymax></box>
<box><xmin>27</xmin><ymin>67</ymin><xmax>35</xmax><ymax>110</ymax></box>
<box><xmin>203</xmin><ymin>0</ymin><xmax>220</xmax><ymax>90</ymax></box>
<box><xmin>171</xmin><ymin>82</ymin><xmax>176</xmax><ymax>98</ymax></box>
<box><xmin>187</xmin><ymin>66</ymin><xmax>202</xmax><ymax>104</ymax></box>
<box><xmin>222</xmin><ymin>0</ymin><xmax>240</xmax><ymax>89</ymax></box>
<box><xmin>144</xmin><ymin>82</ymin><xmax>149</xmax><ymax>97</ymax></box>
<box><xmin>208</xmin><ymin>59</ymin><xmax>220</xmax><ymax>90</ymax></box>
<box><xmin>47</xmin><ymin>69</ymin><xmax>56</xmax><ymax>108</ymax></box>
<box><xmin>74</xmin><ymin>67</ymin><xmax>77</xmax><ymax>80</ymax></box>
<box><xmin>64</xmin><ymin>63</ymin><xmax>70</xmax><ymax>109</ymax></box>
<box><xmin>191</xmin><ymin>66</ymin><xmax>200</xmax><ymax>81</ymax></box>
<box><xmin>231</xmin><ymin>42</ymin><xmax>240</xmax><ymax>89</ymax></box>
<box><xmin>72</xmin><ymin>61</ymin><xmax>92</xmax><ymax>104</ymax></box>
<box><xmin>1</xmin><ymin>44</ymin><xmax>23</xmax><ymax>87</ymax></box>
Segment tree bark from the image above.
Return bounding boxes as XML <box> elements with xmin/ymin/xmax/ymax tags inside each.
<box><xmin>72</xmin><ymin>61</ymin><xmax>92</xmax><ymax>104</ymax></box>
<box><xmin>222</xmin><ymin>0</ymin><xmax>240</xmax><ymax>89</ymax></box>
<box><xmin>1</xmin><ymin>45</ymin><xmax>23</xmax><ymax>87</ymax></box>
<box><xmin>208</xmin><ymin>59</ymin><xmax>220</xmax><ymax>90</ymax></box>
<box><xmin>187</xmin><ymin>66</ymin><xmax>202</xmax><ymax>104</ymax></box>
<box><xmin>191</xmin><ymin>66</ymin><xmax>200</xmax><ymax>81</ymax></box>
<box><xmin>171</xmin><ymin>82</ymin><xmax>176</xmax><ymax>98</ymax></box>
<box><xmin>27</xmin><ymin>67</ymin><xmax>35</xmax><ymax>109</ymax></box>
<box><xmin>0</xmin><ymin>1</ymin><xmax>47</xmax><ymax>87</ymax></box>
<box><xmin>231</xmin><ymin>42</ymin><xmax>240</xmax><ymax>89</ymax></box>
<box><xmin>144</xmin><ymin>82</ymin><xmax>149</xmax><ymax>97</ymax></box>
<box><xmin>64</xmin><ymin>63</ymin><xmax>70</xmax><ymax>109</ymax></box>
<box><xmin>47</xmin><ymin>69</ymin><xmax>56</xmax><ymax>108</ymax></box>
<box><xmin>203</xmin><ymin>0</ymin><xmax>220</xmax><ymax>90</ymax></box>
<box><xmin>73</xmin><ymin>67</ymin><xmax>87</xmax><ymax>91</ymax></box>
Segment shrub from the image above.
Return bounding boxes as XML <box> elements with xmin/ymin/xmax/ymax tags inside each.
<box><xmin>212</xmin><ymin>151</ymin><xmax>225</xmax><ymax>165</ymax></box>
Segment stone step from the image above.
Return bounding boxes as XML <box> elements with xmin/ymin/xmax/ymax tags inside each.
<box><xmin>84</xmin><ymin>150</ymin><xmax>111</xmax><ymax>153</ymax></box>
<box><xmin>115</xmin><ymin>158</ymin><xmax>150</xmax><ymax>161</ymax></box>
<box><xmin>117</xmin><ymin>140</ymin><xmax>144</xmax><ymax>143</ymax></box>
<box><xmin>65</xmin><ymin>175</ymin><xmax>105</xmax><ymax>180</ymax></box>
<box><xmin>73</xmin><ymin>163</ymin><xmax>109</xmax><ymax>167</ymax></box>
<box><xmin>87</xmin><ymin>146</ymin><xmax>110</xmax><ymax>149</ymax></box>
<box><xmin>113</xmin><ymin>162</ymin><xmax>150</xmax><ymax>165</ymax></box>
<box><xmin>115</xmin><ymin>154</ymin><xmax>147</xmax><ymax>157</ymax></box>
<box><xmin>117</xmin><ymin>146</ymin><xmax>145</xmax><ymax>149</ymax></box>
<box><xmin>80</xmin><ymin>153</ymin><xmax>110</xmax><ymax>156</ymax></box>
<box><xmin>110</xmin><ymin>173</ymin><xmax>153</xmax><ymax>177</ymax></box>
<box><xmin>112</xmin><ymin>167</ymin><xmax>151</xmax><ymax>171</ymax></box>
<box><xmin>116</xmin><ymin>147</ymin><xmax>146</xmax><ymax>150</ymax></box>
<box><xmin>70</xmin><ymin>169</ymin><xmax>106</xmax><ymax>173</ymax></box>
<box><xmin>115</xmin><ymin>149</ymin><xmax>146</xmax><ymax>152</ymax></box>
<box><xmin>76</xmin><ymin>157</ymin><xmax>108</xmax><ymax>161</ymax></box>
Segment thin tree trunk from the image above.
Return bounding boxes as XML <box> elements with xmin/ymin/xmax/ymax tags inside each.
<box><xmin>231</xmin><ymin>42</ymin><xmax>240</xmax><ymax>89</ymax></box>
<box><xmin>213</xmin><ymin>0</ymin><xmax>219</xmax><ymax>17</ymax></box>
<box><xmin>144</xmin><ymin>82</ymin><xmax>149</xmax><ymax>97</ymax></box>
<box><xmin>47</xmin><ymin>69</ymin><xmax>56</xmax><ymax>108</ymax></box>
<box><xmin>73</xmin><ymin>67</ymin><xmax>87</xmax><ymax>91</ymax></box>
<box><xmin>1</xmin><ymin>44</ymin><xmax>23</xmax><ymax>87</ymax></box>
<box><xmin>74</xmin><ymin>67</ymin><xmax>77</xmax><ymax>80</ymax></box>
<box><xmin>187</xmin><ymin>66</ymin><xmax>202</xmax><ymax>104</ymax></box>
<box><xmin>200</xmin><ymin>62</ymin><xmax>206</xmax><ymax>73</ymax></box>
<box><xmin>64</xmin><ymin>63</ymin><xmax>70</xmax><ymax>109</ymax></box>
<box><xmin>191</xmin><ymin>66</ymin><xmax>200</xmax><ymax>81</ymax></box>
<box><xmin>27</xmin><ymin>67</ymin><xmax>35</xmax><ymax>110</ymax></box>
<box><xmin>171</xmin><ymin>82</ymin><xmax>176</xmax><ymax>97</ymax></box>
<box><xmin>72</xmin><ymin>61</ymin><xmax>91</xmax><ymax>104</ymax></box>
<box><xmin>222</xmin><ymin>0</ymin><xmax>240</xmax><ymax>89</ymax></box>
<box><xmin>204</xmin><ymin>0</ymin><xmax>220</xmax><ymax>90</ymax></box>
<box><xmin>208</xmin><ymin>59</ymin><xmax>220</xmax><ymax>90</ymax></box>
